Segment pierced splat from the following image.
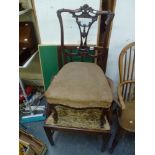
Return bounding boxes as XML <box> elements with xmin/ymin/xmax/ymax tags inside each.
<box><xmin>57</xmin><ymin>4</ymin><xmax>114</xmax><ymax>53</ymax></box>
<box><xmin>72</xmin><ymin>4</ymin><xmax>99</xmax><ymax>50</ymax></box>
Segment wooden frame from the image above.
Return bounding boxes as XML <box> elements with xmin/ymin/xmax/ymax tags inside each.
<box><xmin>44</xmin><ymin>100</ymin><xmax>115</xmax><ymax>152</ymax></box>
<box><xmin>44</xmin><ymin>4</ymin><xmax>115</xmax><ymax>152</ymax></box>
<box><xmin>57</xmin><ymin>4</ymin><xmax>114</xmax><ymax>72</ymax></box>
<box><xmin>19</xmin><ymin>129</ymin><xmax>47</xmax><ymax>155</ymax></box>
<box><xmin>44</xmin><ymin>124</ymin><xmax>111</xmax><ymax>152</ymax></box>
<box><xmin>44</xmin><ymin>76</ymin><xmax>115</xmax><ymax>152</ymax></box>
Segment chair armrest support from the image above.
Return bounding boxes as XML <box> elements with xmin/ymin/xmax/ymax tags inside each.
<box><xmin>118</xmin><ymin>80</ymin><xmax>135</xmax><ymax>110</ymax></box>
<box><xmin>118</xmin><ymin>83</ymin><xmax>126</xmax><ymax>110</ymax></box>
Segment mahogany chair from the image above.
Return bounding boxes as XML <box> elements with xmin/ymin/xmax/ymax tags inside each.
<box><xmin>109</xmin><ymin>42</ymin><xmax>135</xmax><ymax>153</ymax></box>
<box><xmin>43</xmin><ymin>4</ymin><xmax>114</xmax><ymax>152</ymax></box>
<box><xmin>56</xmin><ymin>4</ymin><xmax>114</xmax><ymax>72</ymax></box>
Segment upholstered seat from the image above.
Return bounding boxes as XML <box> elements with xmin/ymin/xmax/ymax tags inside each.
<box><xmin>45</xmin><ymin>62</ymin><xmax>113</xmax><ymax>108</ymax></box>
<box><xmin>45</xmin><ymin>106</ymin><xmax>110</xmax><ymax>131</ymax></box>
<box><xmin>118</xmin><ymin>101</ymin><xmax>135</xmax><ymax>132</ymax></box>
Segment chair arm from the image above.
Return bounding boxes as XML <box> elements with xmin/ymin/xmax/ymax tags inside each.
<box><xmin>118</xmin><ymin>80</ymin><xmax>135</xmax><ymax>110</ymax></box>
<box><xmin>118</xmin><ymin>83</ymin><xmax>126</xmax><ymax>110</ymax></box>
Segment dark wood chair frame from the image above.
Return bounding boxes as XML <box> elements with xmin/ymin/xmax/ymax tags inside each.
<box><xmin>44</xmin><ymin>4</ymin><xmax>115</xmax><ymax>152</ymax></box>
<box><xmin>57</xmin><ymin>4</ymin><xmax>114</xmax><ymax>72</ymax></box>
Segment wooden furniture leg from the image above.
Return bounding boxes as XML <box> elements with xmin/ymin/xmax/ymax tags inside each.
<box><xmin>100</xmin><ymin>109</ymin><xmax>106</xmax><ymax>128</ymax></box>
<box><xmin>47</xmin><ymin>104</ymin><xmax>58</xmax><ymax>123</ymax></box>
<box><xmin>107</xmin><ymin>121</ymin><xmax>118</xmax><ymax>153</ymax></box>
<box><xmin>108</xmin><ymin>126</ymin><xmax>125</xmax><ymax>153</ymax></box>
<box><xmin>44</xmin><ymin>126</ymin><xmax>55</xmax><ymax>145</ymax></box>
<box><xmin>101</xmin><ymin>133</ymin><xmax>110</xmax><ymax>152</ymax></box>
<box><xmin>107</xmin><ymin>101</ymin><xmax>117</xmax><ymax>125</ymax></box>
<box><xmin>51</xmin><ymin>105</ymin><xmax>58</xmax><ymax>124</ymax></box>
<box><xmin>53</xmin><ymin>108</ymin><xmax>58</xmax><ymax>123</ymax></box>
<box><xmin>45</xmin><ymin>103</ymin><xmax>51</xmax><ymax>117</ymax></box>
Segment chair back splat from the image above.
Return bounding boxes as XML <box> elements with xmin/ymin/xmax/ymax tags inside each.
<box><xmin>57</xmin><ymin>4</ymin><xmax>114</xmax><ymax>72</ymax></box>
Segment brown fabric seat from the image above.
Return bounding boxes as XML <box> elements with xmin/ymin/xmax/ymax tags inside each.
<box><xmin>45</xmin><ymin>106</ymin><xmax>110</xmax><ymax>131</ymax></box>
<box><xmin>45</xmin><ymin>62</ymin><xmax>113</xmax><ymax>108</ymax></box>
<box><xmin>118</xmin><ymin>101</ymin><xmax>135</xmax><ymax>132</ymax></box>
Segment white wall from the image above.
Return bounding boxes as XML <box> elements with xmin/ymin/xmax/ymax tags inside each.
<box><xmin>106</xmin><ymin>0</ymin><xmax>135</xmax><ymax>96</ymax></box>
<box><xmin>34</xmin><ymin>0</ymin><xmax>100</xmax><ymax>44</ymax></box>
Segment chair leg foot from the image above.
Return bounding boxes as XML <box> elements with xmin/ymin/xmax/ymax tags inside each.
<box><xmin>44</xmin><ymin>126</ymin><xmax>55</xmax><ymax>146</ymax></box>
<box><xmin>108</xmin><ymin>148</ymin><xmax>114</xmax><ymax>154</ymax></box>
<box><xmin>108</xmin><ymin>137</ymin><xmax>119</xmax><ymax>153</ymax></box>
<box><xmin>108</xmin><ymin>126</ymin><xmax>123</xmax><ymax>153</ymax></box>
<box><xmin>101</xmin><ymin>134</ymin><xmax>110</xmax><ymax>152</ymax></box>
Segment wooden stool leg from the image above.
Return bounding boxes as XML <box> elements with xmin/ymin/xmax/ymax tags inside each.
<box><xmin>44</xmin><ymin>126</ymin><xmax>54</xmax><ymax>145</ymax></box>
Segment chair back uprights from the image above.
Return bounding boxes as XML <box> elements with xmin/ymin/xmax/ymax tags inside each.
<box><xmin>119</xmin><ymin>42</ymin><xmax>135</xmax><ymax>102</ymax></box>
<box><xmin>57</xmin><ymin>4</ymin><xmax>114</xmax><ymax>71</ymax></box>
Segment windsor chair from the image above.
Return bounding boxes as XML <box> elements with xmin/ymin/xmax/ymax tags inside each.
<box><xmin>109</xmin><ymin>42</ymin><xmax>135</xmax><ymax>153</ymax></box>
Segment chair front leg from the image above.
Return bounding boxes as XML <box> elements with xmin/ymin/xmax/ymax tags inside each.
<box><xmin>108</xmin><ymin>126</ymin><xmax>125</xmax><ymax>153</ymax></box>
<box><xmin>100</xmin><ymin>109</ymin><xmax>107</xmax><ymax>128</ymax></box>
<box><xmin>48</xmin><ymin>104</ymin><xmax>58</xmax><ymax>124</ymax></box>
<box><xmin>45</xmin><ymin>103</ymin><xmax>52</xmax><ymax>117</ymax></box>
<box><xmin>101</xmin><ymin>133</ymin><xmax>110</xmax><ymax>152</ymax></box>
<box><xmin>45</xmin><ymin>103</ymin><xmax>58</xmax><ymax>123</ymax></box>
<box><xmin>44</xmin><ymin>126</ymin><xmax>55</xmax><ymax>146</ymax></box>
